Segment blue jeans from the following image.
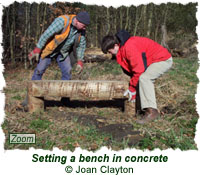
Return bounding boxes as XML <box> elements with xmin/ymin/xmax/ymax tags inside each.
<box><xmin>32</xmin><ymin>54</ymin><xmax>72</xmax><ymax>80</ymax></box>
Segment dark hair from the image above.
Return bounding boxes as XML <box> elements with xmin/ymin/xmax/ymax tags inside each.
<box><xmin>101</xmin><ymin>35</ymin><xmax>119</xmax><ymax>54</ymax></box>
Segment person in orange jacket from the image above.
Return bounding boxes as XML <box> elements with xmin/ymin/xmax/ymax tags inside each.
<box><xmin>29</xmin><ymin>11</ymin><xmax>90</xmax><ymax>80</ymax></box>
<box><xmin>101</xmin><ymin>30</ymin><xmax>173</xmax><ymax>124</ymax></box>
<box><xmin>21</xmin><ymin>12</ymin><xmax>90</xmax><ymax>107</ymax></box>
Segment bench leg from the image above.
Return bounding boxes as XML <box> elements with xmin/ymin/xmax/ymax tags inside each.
<box><xmin>28</xmin><ymin>95</ymin><xmax>44</xmax><ymax>113</ymax></box>
<box><xmin>124</xmin><ymin>100</ymin><xmax>136</xmax><ymax>117</ymax></box>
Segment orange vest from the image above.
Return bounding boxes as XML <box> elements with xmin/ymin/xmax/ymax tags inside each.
<box><xmin>41</xmin><ymin>15</ymin><xmax>76</xmax><ymax>59</ymax></box>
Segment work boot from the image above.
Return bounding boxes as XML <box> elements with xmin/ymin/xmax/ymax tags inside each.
<box><xmin>136</xmin><ymin>108</ymin><xmax>159</xmax><ymax>124</ymax></box>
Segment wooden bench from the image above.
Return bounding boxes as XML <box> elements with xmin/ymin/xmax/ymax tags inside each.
<box><xmin>27</xmin><ymin>80</ymin><xmax>134</xmax><ymax>114</ymax></box>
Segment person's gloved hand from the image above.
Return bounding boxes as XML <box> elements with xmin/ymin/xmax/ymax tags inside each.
<box><xmin>75</xmin><ymin>60</ymin><xmax>83</xmax><ymax>74</ymax></box>
<box><xmin>124</xmin><ymin>89</ymin><xmax>136</xmax><ymax>102</ymax></box>
<box><xmin>28</xmin><ymin>47</ymin><xmax>41</xmax><ymax>61</ymax></box>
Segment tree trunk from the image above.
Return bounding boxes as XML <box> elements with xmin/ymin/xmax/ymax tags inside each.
<box><xmin>28</xmin><ymin>80</ymin><xmax>129</xmax><ymax>113</ymax></box>
<box><xmin>41</xmin><ymin>3</ymin><xmax>47</xmax><ymax>33</ymax></box>
<box><xmin>163</xmin><ymin>4</ymin><xmax>169</xmax><ymax>27</ymax></box>
<box><xmin>134</xmin><ymin>6</ymin><xmax>143</xmax><ymax>36</ymax></box>
<box><xmin>27</xmin><ymin>4</ymin><xmax>32</xmax><ymax>66</ymax></box>
<box><xmin>95</xmin><ymin>6</ymin><xmax>98</xmax><ymax>47</ymax></box>
<box><xmin>161</xmin><ymin>5</ymin><xmax>169</xmax><ymax>49</ymax></box>
<box><xmin>154</xmin><ymin>6</ymin><xmax>160</xmax><ymax>42</ymax></box>
<box><xmin>161</xmin><ymin>24</ymin><xmax>169</xmax><ymax>49</ymax></box>
<box><xmin>142</xmin><ymin>5</ymin><xmax>147</xmax><ymax>36</ymax></box>
<box><xmin>106</xmin><ymin>8</ymin><xmax>110</xmax><ymax>35</ymax></box>
<box><xmin>10</xmin><ymin>23</ymin><xmax>14</xmax><ymax>65</ymax></box>
<box><xmin>24</xmin><ymin>3</ymin><xmax>28</xmax><ymax>69</ymax></box>
<box><xmin>125</xmin><ymin>6</ymin><xmax>129</xmax><ymax>31</ymax></box>
<box><xmin>36</xmin><ymin>4</ymin><xmax>40</xmax><ymax>42</ymax></box>
<box><xmin>10</xmin><ymin>3</ymin><xmax>15</xmax><ymax>65</ymax></box>
<box><xmin>147</xmin><ymin>4</ymin><xmax>154</xmax><ymax>37</ymax></box>
<box><xmin>120</xmin><ymin>7</ymin><xmax>123</xmax><ymax>29</ymax></box>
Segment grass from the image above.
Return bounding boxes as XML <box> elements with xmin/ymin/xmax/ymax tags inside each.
<box><xmin>138</xmin><ymin>125</ymin><xmax>197</xmax><ymax>150</ymax></box>
<box><xmin>11</xmin><ymin>95</ymin><xmax>23</xmax><ymax>101</ymax></box>
<box><xmin>169</xmin><ymin>57</ymin><xmax>198</xmax><ymax>89</ymax></box>
<box><xmin>29</xmin><ymin>118</ymin><xmax>52</xmax><ymax>132</ymax></box>
<box><xmin>77</xmin><ymin>125</ymin><xmax>111</xmax><ymax>151</ymax></box>
<box><xmin>35</xmin><ymin>136</ymin><xmax>56</xmax><ymax>150</ymax></box>
<box><xmin>102</xmin><ymin>61</ymin><xmax>122</xmax><ymax>75</ymax></box>
<box><xmin>1</xmin><ymin>52</ymin><xmax>199</xmax><ymax>151</ymax></box>
<box><xmin>78</xmin><ymin>59</ymin><xmax>123</xmax><ymax>79</ymax></box>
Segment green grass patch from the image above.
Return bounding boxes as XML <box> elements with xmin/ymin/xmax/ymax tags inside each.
<box><xmin>1</xmin><ymin>119</ymin><xmax>9</xmax><ymax>130</ymax></box>
<box><xmin>35</xmin><ymin>137</ymin><xmax>56</xmax><ymax>150</ymax></box>
<box><xmin>158</xmin><ymin>129</ymin><xmax>197</xmax><ymax>150</ymax></box>
<box><xmin>76</xmin><ymin>125</ymin><xmax>111</xmax><ymax>150</ymax></box>
<box><xmin>169</xmin><ymin>57</ymin><xmax>199</xmax><ymax>88</ymax></box>
<box><xmin>11</xmin><ymin>94</ymin><xmax>23</xmax><ymax>100</ymax></box>
<box><xmin>138</xmin><ymin>136</ymin><xmax>156</xmax><ymax>150</ymax></box>
<box><xmin>102</xmin><ymin>61</ymin><xmax>122</xmax><ymax>75</ymax></box>
<box><xmin>29</xmin><ymin>118</ymin><xmax>52</xmax><ymax>132</ymax></box>
<box><xmin>85</xmin><ymin>60</ymin><xmax>122</xmax><ymax>77</ymax></box>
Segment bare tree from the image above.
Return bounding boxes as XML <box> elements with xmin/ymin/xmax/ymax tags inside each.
<box><xmin>134</xmin><ymin>6</ymin><xmax>143</xmax><ymax>36</ymax></box>
<box><xmin>95</xmin><ymin>6</ymin><xmax>98</xmax><ymax>47</ymax></box>
<box><xmin>120</xmin><ymin>6</ymin><xmax>123</xmax><ymax>29</ymax></box>
<box><xmin>125</xmin><ymin>6</ymin><xmax>130</xmax><ymax>31</ymax></box>
<box><xmin>161</xmin><ymin>5</ymin><xmax>169</xmax><ymax>49</ymax></box>
<box><xmin>106</xmin><ymin>7</ymin><xmax>110</xmax><ymax>35</ymax></box>
<box><xmin>24</xmin><ymin>3</ymin><xmax>29</xmax><ymax>69</ymax></box>
<box><xmin>41</xmin><ymin>3</ymin><xmax>47</xmax><ymax>33</ymax></box>
<box><xmin>147</xmin><ymin>4</ymin><xmax>154</xmax><ymax>37</ymax></box>
<box><xmin>142</xmin><ymin>5</ymin><xmax>147</xmax><ymax>35</ymax></box>
<box><xmin>10</xmin><ymin>3</ymin><xmax>16</xmax><ymax>65</ymax></box>
<box><xmin>36</xmin><ymin>4</ymin><xmax>40</xmax><ymax>42</ymax></box>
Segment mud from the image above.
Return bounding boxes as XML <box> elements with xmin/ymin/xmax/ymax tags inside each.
<box><xmin>64</xmin><ymin>112</ymin><xmax>142</xmax><ymax>146</ymax></box>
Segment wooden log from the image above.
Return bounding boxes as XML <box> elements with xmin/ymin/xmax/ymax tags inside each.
<box><xmin>28</xmin><ymin>80</ymin><xmax>129</xmax><ymax>113</ymax></box>
<box><xmin>28</xmin><ymin>95</ymin><xmax>44</xmax><ymax>113</ymax></box>
<box><xmin>28</xmin><ymin>81</ymin><xmax>44</xmax><ymax>112</ymax></box>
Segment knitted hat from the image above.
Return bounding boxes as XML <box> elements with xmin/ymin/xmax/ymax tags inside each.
<box><xmin>76</xmin><ymin>11</ymin><xmax>90</xmax><ymax>25</ymax></box>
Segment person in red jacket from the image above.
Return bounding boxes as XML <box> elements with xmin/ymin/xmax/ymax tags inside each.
<box><xmin>101</xmin><ymin>30</ymin><xmax>173</xmax><ymax>124</ymax></box>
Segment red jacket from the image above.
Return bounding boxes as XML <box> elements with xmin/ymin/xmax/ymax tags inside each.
<box><xmin>116</xmin><ymin>36</ymin><xmax>171</xmax><ymax>92</ymax></box>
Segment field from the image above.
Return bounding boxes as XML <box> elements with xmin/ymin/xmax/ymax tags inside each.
<box><xmin>1</xmin><ymin>48</ymin><xmax>199</xmax><ymax>151</ymax></box>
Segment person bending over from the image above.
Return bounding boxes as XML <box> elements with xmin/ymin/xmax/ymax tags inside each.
<box><xmin>101</xmin><ymin>30</ymin><xmax>173</xmax><ymax>124</ymax></box>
